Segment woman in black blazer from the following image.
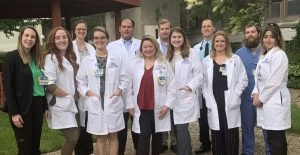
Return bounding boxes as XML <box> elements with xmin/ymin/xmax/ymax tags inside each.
<box><xmin>2</xmin><ymin>26</ymin><xmax>48</xmax><ymax>155</ymax></box>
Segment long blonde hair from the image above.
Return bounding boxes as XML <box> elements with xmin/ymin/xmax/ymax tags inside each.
<box><xmin>210</xmin><ymin>30</ymin><xmax>233</xmax><ymax>58</ymax></box>
<box><xmin>17</xmin><ymin>26</ymin><xmax>43</xmax><ymax>68</ymax></box>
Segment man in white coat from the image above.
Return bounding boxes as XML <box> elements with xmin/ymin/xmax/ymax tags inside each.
<box><xmin>107</xmin><ymin>18</ymin><xmax>141</xmax><ymax>155</ymax></box>
<box><xmin>192</xmin><ymin>19</ymin><xmax>215</xmax><ymax>154</ymax></box>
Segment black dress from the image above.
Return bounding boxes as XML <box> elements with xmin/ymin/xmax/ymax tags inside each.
<box><xmin>211</xmin><ymin>60</ymin><xmax>239</xmax><ymax>155</ymax></box>
<box><xmin>212</xmin><ymin>60</ymin><xmax>228</xmax><ymax>130</ymax></box>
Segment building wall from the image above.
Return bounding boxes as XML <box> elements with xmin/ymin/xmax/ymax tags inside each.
<box><xmin>106</xmin><ymin>0</ymin><xmax>181</xmax><ymax>40</ymax></box>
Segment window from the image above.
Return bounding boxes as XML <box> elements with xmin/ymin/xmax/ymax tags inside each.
<box><xmin>269</xmin><ymin>1</ymin><xmax>281</xmax><ymax>18</ymax></box>
<box><xmin>287</xmin><ymin>0</ymin><xmax>300</xmax><ymax>16</ymax></box>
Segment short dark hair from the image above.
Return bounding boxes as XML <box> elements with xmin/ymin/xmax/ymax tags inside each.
<box><xmin>244</xmin><ymin>23</ymin><xmax>260</xmax><ymax>34</ymax></box>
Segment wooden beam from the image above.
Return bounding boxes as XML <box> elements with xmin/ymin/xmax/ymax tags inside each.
<box><xmin>115</xmin><ymin>10</ymin><xmax>121</xmax><ymax>39</ymax></box>
<box><xmin>51</xmin><ymin>0</ymin><xmax>62</xmax><ymax>28</ymax></box>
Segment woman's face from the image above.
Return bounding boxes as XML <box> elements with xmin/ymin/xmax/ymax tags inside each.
<box><xmin>142</xmin><ymin>40</ymin><xmax>156</xmax><ymax>59</ymax></box>
<box><xmin>55</xmin><ymin>30</ymin><xmax>69</xmax><ymax>53</ymax></box>
<box><xmin>22</xmin><ymin>28</ymin><xmax>37</xmax><ymax>51</ymax></box>
<box><xmin>170</xmin><ymin>31</ymin><xmax>184</xmax><ymax>49</ymax></box>
<box><xmin>93</xmin><ymin>31</ymin><xmax>108</xmax><ymax>50</ymax></box>
<box><xmin>214</xmin><ymin>35</ymin><xmax>226</xmax><ymax>52</ymax></box>
<box><xmin>263</xmin><ymin>31</ymin><xmax>276</xmax><ymax>51</ymax></box>
<box><xmin>75</xmin><ymin>23</ymin><xmax>87</xmax><ymax>40</ymax></box>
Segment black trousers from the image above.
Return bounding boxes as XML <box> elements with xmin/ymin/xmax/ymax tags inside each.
<box><xmin>198</xmin><ymin>97</ymin><xmax>211</xmax><ymax>146</ymax></box>
<box><xmin>74</xmin><ymin>111</ymin><xmax>94</xmax><ymax>155</ymax></box>
<box><xmin>211</xmin><ymin>128</ymin><xmax>239</xmax><ymax>155</ymax></box>
<box><xmin>267</xmin><ymin>130</ymin><xmax>287</xmax><ymax>155</ymax></box>
<box><xmin>10</xmin><ymin>96</ymin><xmax>44</xmax><ymax>155</ymax></box>
<box><xmin>118</xmin><ymin>112</ymin><xmax>139</xmax><ymax>153</ymax></box>
<box><xmin>138</xmin><ymin>110</ymin><xmax>162</xmax><ymax>155</ymax></box>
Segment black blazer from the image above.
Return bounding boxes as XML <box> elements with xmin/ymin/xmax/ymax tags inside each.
<box><xmin>2</xmin><ymin>50</ymin><xmax>47</xmax><ymax>116</ymax></box>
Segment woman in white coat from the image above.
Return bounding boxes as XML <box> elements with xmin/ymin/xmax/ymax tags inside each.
<box><xmin>76</xmin><ymin>26</ymin><xmax>132</xmax><ymax>155</ymax></box>
<box><xmin>72</xmin><ymin>20</ymin><xmax>96</xmax><ymax>155</ymax></box>
<box><xmin>202</xmin><ymin>31</ymin><xmax>247</xmax><ymax>155</ymax></box>
<box><xmin>43</xmin><ymin>27</ymin><xmax>79</xmax><ymax>155</ymax></box>
<box><xmin>252</xmin><ymin>23</ymin><xmax>290</xmax><ymax>155</ymax></box>
<box><xmin>131</xmin><ymin>35</ymin><xmax>176</xmax><ymax>155</ymax></box>
<box><xmin>165</xmin><ymin>27</ymin><xmax>202</xmax><ymax>155</ymax></box>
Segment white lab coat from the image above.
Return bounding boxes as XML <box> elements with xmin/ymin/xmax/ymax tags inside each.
<box><xmin>252</xmin><ymin>46</ymin><xmax>291</xmax><ymax>130</ymax></box>
<box><xmin>172</xmin><ymin>49</ymin><xmax>203</xmax><ymax>125</ymax></box>
<box><xmin>202</xmin><ymin>54</ymin><xmax>248</xmax><ymax>130</ymax></box>
<box><xmin>131</xmin><ymin>57</ymin><xmax>176</xmax><ymax>133</ymax></box>
<box><xmin>107</xmin><ymin>37</ymin><xmax>141</xmax><ymax>112</ymax></box>
<box><xmin>76</xmin><ymin>53</ymin><xmax>132</xmax><ymax>135</ymax></box>
<box><xmin>107</xmin><ymin>37</ymin><xmax>141</xmax><ymax>65</ymax></box>
<box><xmin>72</xmin><ymin>40</ymin><xmax>96</xmax><ymax>127</ymax></box>
<box><xmin>43</xmin><ymin>54</ymin><xmax>78</xmax><ymax>129</ymax></box>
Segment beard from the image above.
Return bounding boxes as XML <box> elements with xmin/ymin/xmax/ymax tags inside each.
<box><xmin>244</xmin><ymin>37</ymin><xmax>259</xmax><ymax>48</ymax></box>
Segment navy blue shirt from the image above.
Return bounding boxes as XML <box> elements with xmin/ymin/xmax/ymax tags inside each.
<box><xmin>236</xmin><ymin>46</ymin><xmax>262</xmax><ymax>100</ymax></box>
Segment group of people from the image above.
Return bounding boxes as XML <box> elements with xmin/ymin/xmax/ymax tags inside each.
<box><xmin>2</xmin><ymin>17</ymin><xmax>291</xmax><ymax>155</ymax></box>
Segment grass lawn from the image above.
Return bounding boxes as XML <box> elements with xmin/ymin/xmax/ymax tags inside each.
<box><xmin>289</xmin><ymin>104</ymin><xmax>300</xmax><ymax>134</ymax></box>
<box><xmin>0</xmin><ymin>111</ymin><xmax>64</xmax><ymax>155</ymax></box>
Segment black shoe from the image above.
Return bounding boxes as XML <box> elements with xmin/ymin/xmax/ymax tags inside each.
<box><xmin>170</xmin><ymin>145</ymin><xmax>177</xmax><ymax>153</ymax></box>
<box><xmin>195</xmin><ymin>145</ymin><xmax>211</xmax><ymax>154</ymax></box>
<box><xmin>160</xmin><ymin>145</ymin><xmax>168</xmax><ymax>153</ymax></box>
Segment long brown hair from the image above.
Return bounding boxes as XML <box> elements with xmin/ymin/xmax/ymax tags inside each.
<box><xmin>46</xmin><ymin>27</ymin><xmax>78</xmax><ymax>71</ymax></box>
<box><xmin>261</xmin><ymin>23</ymin><xmax>284</xmax><ymax>53</ymax></box>
<box><xmin>17</xmin><ymin>26</ymin><xmax>44</xmax><ymax>68</ymax></box>
<box><xmin>166</xmin><ymin>27</ymin><xmax>191</xmax><ymax>62</ymax></box>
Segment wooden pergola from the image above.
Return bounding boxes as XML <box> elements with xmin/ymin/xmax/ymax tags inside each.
<box><xmin>0</xmin><ymin>0</ymin><xmax>140</xmax><ymax>36</ymax></box>
<box><xmin>0</xmin><ymin>0</ymin><xmax>140</xmax><ymax>108</ymax></box>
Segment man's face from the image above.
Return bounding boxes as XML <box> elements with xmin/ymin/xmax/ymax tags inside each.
<box><xmin>158</xmin><ymin>22</ymin><xmax>171</xmax><ymax>41</ymax></box>
<box><xmin>244</xmin><ymin>26</ymin><xmax>260</xmax><ymax>48</ymax></box>
<box><xmin>201</xmin><ymin>20</ymin><xmax>215</xmax><ymax>39</ymax></box>
<box><xmin>119</xmin><ymin>19</ymin><xmax>134</xmax><ymax>40</ymax></box>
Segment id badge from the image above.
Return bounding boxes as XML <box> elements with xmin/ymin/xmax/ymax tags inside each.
<box><xmin>158</xmin><ymin>76</ymin><xmax>166</xmax><ymax>86</ymax></box>
<box><xmin>95</xmin><ymin>68</ymin><xmax>101</xmax><ymax>78</ymax></box>
<box><xmin>38</xmin><ymin>74</ymin><xmax>49</xmax><ymax>85</ymax></box>
<box><xmin>219</xmin><ymin>67</ymin><xmax>227</xmax><ymax>76</ymax></box>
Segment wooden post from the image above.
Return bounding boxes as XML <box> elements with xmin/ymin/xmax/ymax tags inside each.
<box><xmin>51</xmin><ymin>0</ymin><xmax>62</xmax><ymax>28</ymax></box>
<box><xmin>115</xmin><ymin>10</ymin><xmax>121</xmax><ymax>39</ymax></box>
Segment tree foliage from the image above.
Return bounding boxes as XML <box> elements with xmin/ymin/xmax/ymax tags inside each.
<box><xmin>0</xmin><ymin>19</ymin><xmax>41</xmax><ymax>38</ymax></box>
<box><xmin>185</xmin><ymin>0</ymin><xmax>268</xmax><ymax>34</ymax></box>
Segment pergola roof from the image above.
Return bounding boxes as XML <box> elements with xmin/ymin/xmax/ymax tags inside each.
<box><xmin>0</xmin><ymin>0</ymin><xmax>140</xmax><ymax>19</ymax></box>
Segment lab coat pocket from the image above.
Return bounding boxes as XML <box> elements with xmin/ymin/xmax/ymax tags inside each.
<box><xmin>178</xmin><ymin>90</ymin><xmax>194</xmax><ymax>103</ymax></box>
<box><xmin>108</xmin><ymin>95</ymin><xmax>123</xmax><ymax>112</ymax></box>
<box><xmin>54</xmin><ymin>95</ymin><xmax>77</xmax><ymax>112</ymax></box>
<box><xmin>86</xmin><ymin>96</ymin><xmax>102</xmax><ymax>114</ymax></box>
<box><xmin>229</xmin><ymin>92</ymin><xmax>241</xmax><ymax>110</ymax></box>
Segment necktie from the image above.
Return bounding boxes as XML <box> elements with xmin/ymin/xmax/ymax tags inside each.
<box><xmin>124</xmin><ymin>40</ymin><xmax>131</xmax><ymax>52</ymax></box>
<box><xmin>204</xmin><ymin>42</ymin><xmax>209</xmax><ymax>57</ymax></box>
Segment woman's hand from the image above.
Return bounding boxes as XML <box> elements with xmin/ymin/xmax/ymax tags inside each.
<box><xmin>179</xmin><ymin>86</ymin><xmax>192</xmax><ymax>92</ymax></box>
<box><xmin>12</xmin><ymin>114</ymin><xmax>24</xmax><ymax>128</ymax></box>
<box><xmin>253</xmin><ymin>93</ymin><xmax>261</xmax><ymax>107</ymax></box>
<box><xmin>44</xmin><ymin>110</ymin><xmax>50</xmax><ymax>119</ymax></box>
<box><xmin>159</xmin><ymin>105</ymin><xmax>169</xmax><ymax>120</ymax></box>
<box><xmin>110</xmin><ymin>88</ymin><xmax>122</xmax><ymax>98</ymax></box>
<box><xmin>128</xmin><ymin>108</ymin><xmax>135</xmax><ymax>117</ymax></box>
<box><xmin>86</xmin><ymin>90</ymin><xmax>97</xmax><ymax>97</ymax></box>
